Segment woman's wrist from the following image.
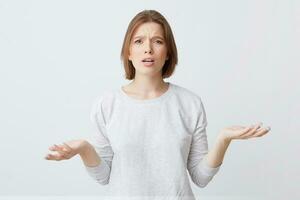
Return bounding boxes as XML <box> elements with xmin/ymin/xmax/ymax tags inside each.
<box><xmin>78</xmin><ymin>140</ymin><xmax>101</xmax><ymax>167</ymax></box>
<box><xmin>77</xmin><ymin>140</ymin><xmax>91</xmax><ymax>156</ymax></box>
<box><xmin>217</xmin><ymin>133</ymin><xmax>232</xmax><ymax>144</ymax></box>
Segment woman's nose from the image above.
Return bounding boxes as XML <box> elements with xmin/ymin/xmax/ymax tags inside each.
<box><xmin>144</xmin><ymin>49</ymin><xmax>153</xmax><ymax>54</ymax></box>
<box><xmin>144</xmin><ymin>41</ymin><xmax>153</xmax><ymax>54</ymax></box>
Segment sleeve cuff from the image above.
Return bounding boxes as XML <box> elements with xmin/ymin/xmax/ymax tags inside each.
<box><xmin>200</xmin><ymin>158</ymin><xmax>222</xmax><ymax>176</ymax></box>
<box><xmin>85</xmin><ymin>161</ymin><xmax>107</xmax><ymax>174</ymax></box>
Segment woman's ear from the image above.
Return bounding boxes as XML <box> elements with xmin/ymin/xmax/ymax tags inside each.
<box><xmin>166</xmin><ymin>52</ymin><xmax>169</xmax><ymax>60</ymax></box>
<box><xmin>128</xmin><ymin>49</ymin><xmax>133</xmax><ymax>61</ymax></box>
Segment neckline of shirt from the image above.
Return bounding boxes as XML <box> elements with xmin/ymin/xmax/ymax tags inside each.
<box><xmin>119</xmin><ymin>82</ymin><xmax>174</xmax><ymax>104</ymax></box>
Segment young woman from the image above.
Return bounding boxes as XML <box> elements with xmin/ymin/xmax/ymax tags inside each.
<box><xmin>45</xmin><ymin>10</ymin><xmax>271</xmax><ymax>199</ymax></box>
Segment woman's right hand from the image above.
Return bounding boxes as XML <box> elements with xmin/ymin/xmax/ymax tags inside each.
<box><xmin>45</xmin><ymin>139</ymin><xmax>87</xmax><ymax>161</ymax></box>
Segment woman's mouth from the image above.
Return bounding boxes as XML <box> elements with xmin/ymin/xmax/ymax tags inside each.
<box><xmin>142</xmin><ymin>58</ymin><xmax>155</xmax><ymax>67</ymax></box>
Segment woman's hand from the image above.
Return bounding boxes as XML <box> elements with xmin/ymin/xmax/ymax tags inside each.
<box><xmin>45</xmin><ymin>139</ymin><xmax>87</xmax><ymax>161</ymax></box>
<box><xmin>219</xmin><ymin>122</ymin><xmax>271</xmax><ymax>142</ymax></box>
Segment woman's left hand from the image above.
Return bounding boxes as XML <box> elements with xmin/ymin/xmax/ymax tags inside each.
<box><xmin>219</xmin><ymin>122</ymin><xmax>271</xmax><ymax>142</ymax></box>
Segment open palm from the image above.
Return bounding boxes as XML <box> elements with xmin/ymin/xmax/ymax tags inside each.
<box><xmin>45</xmin><ymin>139</ymin><xmax>86</xmax><ymax>161</ymax></box>
<box><xmin>221</xmin><ymin>122</ymin><xmax>271</xmax><ymax>141</ymax></box>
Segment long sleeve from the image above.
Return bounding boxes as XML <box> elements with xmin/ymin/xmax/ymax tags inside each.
<box><xmin>187</xmin><ymin>98</ymin><xmax>221</xmax><ymax>188</ymax></box>
<box><xmin>85</xmin><ymin>96</ymin><xmax>114</xmax><ymax>185</ymax></box>
<box><xmin>81</xmin><ymin>83</ymin><xmax>223</xmax><ymax>197</ymax></box>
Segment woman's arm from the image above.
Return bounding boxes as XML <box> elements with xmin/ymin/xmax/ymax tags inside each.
<box><xmin>45</xmin><ymin>139</ymin><xmax>111</xmax><ymax>185</ymax></box>
<box><xmin>79</xmin><ymin>141</ymin><xmax>101</xmax><ymax>167</ymax></box>
<box><xmin>45</xmin><ymin>139</ymin><xmax>101</xmax><ymax>167</ymax></box>
<box><xmin>203</xmin><ymin>122</ymin><xmax>271</xmax><ymax>168</ymax></box>
<box><xmin>202</xmin><ymin>135</ymin><xmax>231</xmax><ymax>168</ymax></box>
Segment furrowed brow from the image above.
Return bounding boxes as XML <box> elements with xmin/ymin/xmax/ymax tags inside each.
<box><xmin>132</xmin><ymin>36</ymin><xmax>165</xmax><ymax>40</ymax></box>
<box><xmin>152</xmin><ymin>36</ymin><xmax>165</xmax><ymax>40</ymax></box>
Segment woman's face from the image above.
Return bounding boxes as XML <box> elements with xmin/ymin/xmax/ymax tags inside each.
<box><xmin>128</xmin><ymin>22</ymin><xmax>169</xmax><ymax>77</ymax></box>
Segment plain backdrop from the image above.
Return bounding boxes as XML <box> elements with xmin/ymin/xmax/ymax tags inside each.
<box><xmin>0</xmin><ymin>0</ymin><xmax>299</xmax><ymax>199</ymax></box>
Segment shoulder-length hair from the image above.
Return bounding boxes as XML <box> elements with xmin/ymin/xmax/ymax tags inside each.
<box><xmin>120</xmin><ymin>10</ymin><xmax>178</xmax><ymax>80</ymax></box>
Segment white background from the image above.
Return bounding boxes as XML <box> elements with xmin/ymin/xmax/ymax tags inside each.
<box><xmin>0</xmin><ymin>0</ymin><xmax>299</xmax><ymax>199</ymax></box>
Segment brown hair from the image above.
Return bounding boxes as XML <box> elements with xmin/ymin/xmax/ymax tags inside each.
<box><xmin>120</xmin><ymin>10</ymin><xmax>178</xmax><ymax>80</ymax></box>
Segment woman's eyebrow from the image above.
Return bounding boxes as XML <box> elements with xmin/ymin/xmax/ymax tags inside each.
<box><xmin>133</xmin><ymin>35</ymin><xmax>165</xmax><ymax>40</ymax></box>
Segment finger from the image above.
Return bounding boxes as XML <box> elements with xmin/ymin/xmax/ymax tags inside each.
<box><xmin>45</xmin><ymin>154</ymin><xmax>51</xmax><ymax>160</ymax></box>
<box><xmin>49</xmin><ymin>144</ymin><xmax>58</xmax><ymax>151</ymax></box>
<box><xmin>45</xmin><ymin>153</ymin><xmax>57</xmax><ymax>160</ymax></box>
<box><xmin>60</xmin><ymin>143</ymin><xmax>73</xmax><ymax>156</ymax></box>
<box><xmin>238</xmin><ymin>126</ymin><xmax>251</xmax><ymax>133</ymax></box>
<box><xmin>240</xmin><ymin>123</ymin><xmax>262</xmax><ymax>138</ymax></box>
<box><xmin>45</xmin><ymin>152</ymin><xmax>63</xmax><ymax>161</ymax></box>
<box><xmin>54</xmin><ymin>144</ymin><xmax>65</xmax><ymax>152</ymax></box>
<box><xmin>62</xmin><ymin>142</ymin><xmax>73</xmax><ymax>152</ymax></box>
<box><xmin>241</xmin><ymin>126</ymin><xmax>260</xmax><ymax>138</ymax></box>
<box><xmin>59</xmin><ymin>144</ymin><xmax>70</xmax><ymax>152</ymax></box>
<box><xmin>244</xmin><ymin>126</ymin><xmax>270</xmax><ymax>139</ymax></box>
<box><xmin>253</xmin><ymin>127</ymin><xmax>271</xmax><ymax>137</ymax></box>
<box><xmin>49</xmin><ymin>144</ymin><xmax>64</xmax><ymax>151</ymax></box>
<box><xmin>54</xmin><ymin>145</ymin><xmax>68</xmax><ymax>158</ymax></box>
<box><xmin>232</xmin><ymin>127</ymin><xmax>251</xmax><ymax>137</ymax></box>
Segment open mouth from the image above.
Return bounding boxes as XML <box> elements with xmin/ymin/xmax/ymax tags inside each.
<box><xmin>142</xmin><ymin>58</ymin><xmax>155</xmax><ymax>63</ymax></box>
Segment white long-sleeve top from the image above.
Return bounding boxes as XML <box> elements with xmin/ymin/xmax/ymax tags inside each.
<box><xmin>85</xmin><ymin>82</ymin><xmax>221</xmax><ymax>200</ymax></box>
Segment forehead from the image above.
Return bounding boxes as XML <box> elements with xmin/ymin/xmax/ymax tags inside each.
<box><xmin>132</xmin><ymin>22</ymin><xmax>164</xmax><ymax>37</ymax></box>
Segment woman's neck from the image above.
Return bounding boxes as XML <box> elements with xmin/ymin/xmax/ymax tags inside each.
<box><xmin>122</xmin><ymin>78</ymin><xmax>169</xmax><ymax>100</ymax></box>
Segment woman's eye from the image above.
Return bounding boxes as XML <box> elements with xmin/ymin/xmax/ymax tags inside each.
<box><xmin>133</xmin><ymin>39</ymin><xmax>163</xmax><ymax>44</ymax></box>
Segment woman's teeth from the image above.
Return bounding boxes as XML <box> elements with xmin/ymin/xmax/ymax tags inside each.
<box><xmin>142</xmin><ymin>59</ymin><xmax>154</xmax><ymax>62</ymax></box>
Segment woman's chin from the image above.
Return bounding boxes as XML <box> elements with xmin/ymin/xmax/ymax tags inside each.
<box><xmin>135</xmin><ymin>67</ymin><xmax>163</xmax><ymax>76</ymax></box>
